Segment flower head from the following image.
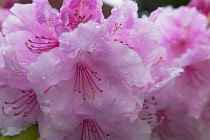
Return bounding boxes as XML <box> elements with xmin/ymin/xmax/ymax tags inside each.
<box><xmin>60</xmin><ymin>0</ymin><xmax>104</xmax><ymax>29</ymax></box>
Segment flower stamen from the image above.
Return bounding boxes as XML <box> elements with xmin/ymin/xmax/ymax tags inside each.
<box><xmin>68</xmin><ymin>10</ymin><xmax>92</xmax><ymax>29</ymax></box>
<box><xmin>81</xmin><ymin>119</ymin><xmax>110</xmax><ymax>140</ymax></box>
<box><xmin>25</xmin><ymin>36</ymin><xmax>59</xmax><ymax>54</ymax></box>
<box><xmin>2</xmin><ymin>88</ymin><xmax>38</xmax><ymax>117</ymax></box>
<box><xmin>74</xmin><ymin>62</ymin><xmax>103</xmax><ymax>100</ymax></box>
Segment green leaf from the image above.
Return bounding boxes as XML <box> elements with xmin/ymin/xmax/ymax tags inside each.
<box><xmin>0</xmin><ymin>125</ymin><xmax>39</xmax><ymax>140</ymax></box>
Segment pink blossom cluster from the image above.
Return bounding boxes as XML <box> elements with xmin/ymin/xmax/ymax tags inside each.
<box><xmin>0</xmin><ymin>0</ymin><xmax>210</xmax><ymax>140</ymax></box>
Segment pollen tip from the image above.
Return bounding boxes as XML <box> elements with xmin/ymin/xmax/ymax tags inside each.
<box><xmin>12</xmin><ymin>107</ymin><xmax>16</xmax><ymax>109</ymax></box>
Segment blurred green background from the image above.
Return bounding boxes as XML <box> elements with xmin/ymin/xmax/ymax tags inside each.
<box><xmin>136</xmin><ymin>0</ymin><xmax>191</xmax><ymax>16</ymax></box>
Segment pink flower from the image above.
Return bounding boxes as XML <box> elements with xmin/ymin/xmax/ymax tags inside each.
<box><xmin>0</xmin><ymin>46</ymin><xmax>41</xmax><ymax>136</ymax></box>
<box><xmin>105</xmin><ymin>0</ymin><xmax>160</xmax><ymax>69</ymax></box>
<box><xmin>103</xmin><ymin>0</ymin><xmax>165</xmax><ymax>92</ymax></box>
<box><xmin>28</xmin><ymin>21</ymin><xmax>146</xmax><ymax>101</ymax></box>
<box><xmin>27</xmin><ymin>20</ymin><xmax>152</xmax><ymax>138</ymax></box>
<box><xmin>60</xmin><ymin>0</ymin><xmax>104</xmax><ymax>29</ymax></box>
<box><xmin>141</xmin><ymin>77</ymin><xmax>208</xmax><ymax>140</ymax></box>
<box><xmin>188</xmin><ymin>0</ymin><xmax>210</xmax><ymax>16</ymax></box>
<box><xmin>35</xmin><ymin>81</ymin><xmax>151</xmax><ymax>140</ymax></box>
<box><xmin>2</xmin><ymin>0</ymin><xmax>62</xmax><ymax>54</ymax></box>
<box><xmin>0</xmin><ymin>0</ymin><xmax>64</xmax><ymax>135</ymax></box>
<box><xmin>149</xmin><ymin>6</ymin><xmax>210</xmax><ymax>68</ymax></box>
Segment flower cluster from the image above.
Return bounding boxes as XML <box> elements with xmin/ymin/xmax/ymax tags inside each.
<box><xmin>0</xmin><ymin>0</ymin><xmax>210</xmax><ymax>140</ymax></box>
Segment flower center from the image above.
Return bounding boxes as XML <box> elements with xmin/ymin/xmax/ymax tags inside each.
<box><xmin>74</xmin><ymin>62</ymin><xmax>103</xmax><ymax>100</ymax></box>
<box><xmin>171</xmin><ymin>39</ymin><xmax>187</xmax><ymax>53</ymax></box>
<box><xmin>153</xmin><ymin>110</ymin><xmax>174</xmax><ymax>138</ymax></box>
<box><xmin>81</xmin><ymin>119</ymin><xmax>110</xmax><ymax>140</ymax></box>
<box><xmin>139</xmin><ymin>96</ymin><xmax>159</xmax><ymax>124</ymax></box>
<box><xmin>68</xmin><ymin>10</ymin><xmax>92</xmax><ymax>29</ymax></box>
<box><xmin>2</xmin><ymin>88</ymin><xmax>38</xmax><ymax>117</ymax></box>
<box><xmin>25</xmin><ymin>36</ymin><xmax>59</xmax><ymax>54</ymax></box>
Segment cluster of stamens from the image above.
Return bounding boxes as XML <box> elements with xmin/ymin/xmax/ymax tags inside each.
<box><xmin>68</xmin><ymin>10</ymin><xmax>92</xmax><ymax>29</ymax></box>
<box><xmin>25</xmin><ymin>36</ymin><xmax>59</xmax><ymax>54</ymax></box>
<box><xmin>152</xmin><ymin>110</ymin><xmax>174</xmax><ymax>138</ymax></box>
<box><xmin>74</xmin><ymin>62</ymin><xmax>103</xmax><ymax>100</ymax></box>
<box><xmin>81</xmin><ymin>119</ymin><xmax>110</xmax><ymax>140</ymax></box>
<box><xmin>139</xmin><ymin>96</ymin><xmax>164</xmax><ymax>125</ymax></box>
<box><xmin>2</xmin><ymin>88</ymin><xmax>38</xmax><ymax>117</ymax></box>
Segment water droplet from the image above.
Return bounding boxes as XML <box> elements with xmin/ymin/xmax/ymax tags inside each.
<box><xmin>94</xmin><ymin>24</ymin><xmax>101</xmax><ymax>29</ymax></box>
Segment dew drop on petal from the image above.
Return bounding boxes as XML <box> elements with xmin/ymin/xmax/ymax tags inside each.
<box><xmin>94</xmin><ymin>24</ymin><xmax>101</xmax><ymax>29</ymax></box>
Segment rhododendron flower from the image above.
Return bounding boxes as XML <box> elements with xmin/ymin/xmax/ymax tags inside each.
<box><xmin>29</xmin><ymin>21</ymin><xmax>145</xmax><ymax>106</ymax></box>
<box><xmin>149</xmin><ymin>6</ymin><xmax>210</xmax><ymax>68</ymax></box>
<box><xmin>60</xmin><ymin>0</ymin><xmax>104</xmax><ymax>29</ymax></box>
<box><xmin>37</xmin><ymin>81</ymin><xmax>151</xmax><ymax>140</ymax></box>
<box><xmin>142</xmin><ymin>6</ymin><xmax>210</xmax><ymax>140</ymax></box>
<box><xmin>104</xmin><ymin>0</ymin><xmax>160</xmax><ymax>78</ymax></box>
<box><xmin>141</xmin><ymin>66</ymin><xmax>209</xmax><ymax>140</ymax></box>
<box><xmin>151</xmin><ymin>99</ymin><xmax>204</xmax><ymax>140</ymax></box>
<box><xmin>27</xmin><ymin>19</ymin><xmax>154</xmax><ymax>139</ymax></box>
<box><xmin>0</xmin><ymin>45</ymin><xmax>41</xmax><ymax>136</ymax></box>
<box><xmin>2</xmin><ymin>0</ymin><xmax>63</xmax><ymax>54</ymax></box>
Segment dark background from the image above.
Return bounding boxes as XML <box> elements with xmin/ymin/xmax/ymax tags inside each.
<box><xmin>136</xmin><ymin>0</ymin><xmax>191</xmax><ymax>16</ymax></box>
